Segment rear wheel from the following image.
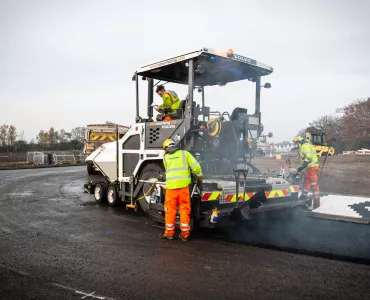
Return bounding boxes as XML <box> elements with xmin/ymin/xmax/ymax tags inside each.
<box><xmin>107</xmin><ymin>185</ymin><xmax>119</xmax><ymax>206</ymax></box>
<box><xmin>94</xmin><ymin>183</ymin><xmax>106</xmax><ymax>204</ymax></box>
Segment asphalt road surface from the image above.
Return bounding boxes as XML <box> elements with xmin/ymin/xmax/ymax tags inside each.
<box><xmin>1</xmin><ymin>166</ymin><xmax>369</xmax><ymax>300</ymax></box>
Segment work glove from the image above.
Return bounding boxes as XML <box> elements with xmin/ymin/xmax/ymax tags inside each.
<box><xmin>197</xmin><ymin>178</ymin><xmax>203</xmax><ymax>191</ymax></box>
<box><xmin>297</xmin><ymin>166</ymin><xmax>304</xmax><ymax>173</ymax></box>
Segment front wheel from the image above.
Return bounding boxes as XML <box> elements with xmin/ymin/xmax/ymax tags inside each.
<box><xmin>107</xmin><ymin>185</ymin><xmax>119</xmax><ymax>206</ymax></box>
<box><xmin>137</xmin><ymin>163</ymin><xmax>165</xmax><ymax>213</ymax></box>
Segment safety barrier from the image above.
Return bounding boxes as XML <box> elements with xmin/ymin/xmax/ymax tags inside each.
<box><xmin>26</xmin><ymin>151</ymin><xmax>87</xmax><ymax>165</ymax></box>
<box><xmin>53</xmin><ymin>152</ymin><xmax>76</xmax><ymax>164</ymax></box>
<box><xmin>27</xmin><ymin>152</ymin><xmax>49</xmax><ymax>165</ymax></box>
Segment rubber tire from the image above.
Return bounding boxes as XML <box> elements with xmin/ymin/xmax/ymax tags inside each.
<box><xmin>107</xmin><ymin>185</ymin><xmax>119</xmax><ymax>207</ymax></box>
<box><xmin>94</xmin><ymin>183</ymin><xmax>107</xmax><ymax>204</ymax></box>
<box><xmin>87</xmin><ymin>162</ymin><xmax>95</xmax><ymax>175</ymax></box>
<box><xmin>137</xmin><ymin>163</ymin><xmax>165</xmax><ymax>213</ymax></box>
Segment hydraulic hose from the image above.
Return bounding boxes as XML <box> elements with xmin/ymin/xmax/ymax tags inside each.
<box><xmin>136</xmin><ymin>180</ymin><xmax>158</xmax><ymax>201</ymax></box>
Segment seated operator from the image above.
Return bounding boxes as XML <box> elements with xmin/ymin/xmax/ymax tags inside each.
<box><xmin>154</xmin><ymin>85</ymin><xmax>181</xmax><ymax>121</ymax></box>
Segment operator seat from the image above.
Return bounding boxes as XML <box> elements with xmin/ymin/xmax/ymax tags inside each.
<box><xmin>166</xmin><ymin>99</ymin><xmax>187</xmax><ymax>119</ymax></box>
<box><xmin>230</xmin><ymin>107</ymin><xmax>248</xmax><ymax>121</ymax></box>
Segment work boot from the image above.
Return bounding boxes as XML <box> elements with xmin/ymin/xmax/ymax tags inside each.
<box><xmin>178</xmin><ymin>233</ymin><xmax>189</xmax><ymax>242</ymax></box>
<box><xmin>159</xmin><ymin>233</ymin><xmax>174</xmax><ymax>240</ymax></box>
<box><xmin>306</xmin><ymin>198</ymin><xmax>314</xmax><ymax>211</ymax></box>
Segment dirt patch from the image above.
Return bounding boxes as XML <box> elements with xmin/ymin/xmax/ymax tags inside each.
<box><xmin>252</xmin><ymin>155</ymin><xmax>370</xmax><ymax>197</ymax></box>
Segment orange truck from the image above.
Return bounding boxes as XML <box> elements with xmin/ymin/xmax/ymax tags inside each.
<box><xmin>84</xmin><ymin>124</ymin><xmax>129</xmax><ymax>174</ymax></box>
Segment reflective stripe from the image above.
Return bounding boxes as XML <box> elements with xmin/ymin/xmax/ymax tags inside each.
<box><xmin>166</xmin><ymin>223</ymin><xmax>174</xmax><ymax>226</ymax></box>
<box><xmin>180</xmin><ymin>223</ymin><xmax>189</xmax><ymax>227</ymax></box>
<box><xmin>166</xmin><ymin>175</ymin><xmax>190</xmax><ymax>181</ymax></box>
<box><xmin>182</xmin><ymin>151</ymin><xmax>186</xmax><ymax>167</ymax></box>
<box><xmin>164</xmin><ymin>149</ymin><xmax>202</xmax><ymax>189</ymax></box>
<box><xmin>164</xmin><ymin>91</ymin><xmax>179</xmax><ymax>104</ymax></box>
<box><xmin>166</xmin><ymin>167</ymin><xmax>188</xmax><ymax>174</ymax></box>
<box><xmin>181</xmin><ymin>228</ymin><xmax>190</xmax><ymax>231</ymax></box>
<box><xmin>190</xmin><ymin>161</ymin><xmax>199</xmax><ymax>168</ymax></box>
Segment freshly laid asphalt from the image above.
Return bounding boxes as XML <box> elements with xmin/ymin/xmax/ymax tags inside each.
<box><xmin>0</xmin><ymin>166</ymin><xmax>369</xmax><ymax>300</ymax></box>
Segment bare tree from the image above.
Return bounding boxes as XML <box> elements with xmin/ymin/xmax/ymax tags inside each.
<box><xmin>0</xmin><ymin>124</ymin><xmax>8</xmax><ymax>146</ymax></box>
<box><xmin>48</xmin><ymin>127</ymin><xmax>58</xmax><ymax>146</ymax></box>
<box><xmin>307</xmin><ymin>115</ymin><xmax>342</xmax><ymax>144</ymax></box>
<box><xmin>65</xmin><ymin>131</ymin><xmax>72</xmax><ymax>141</ymax></box>
<box><xmin>71</xmin><ymin>127</ymin><xmax>86</xmax><ymax>143</ymax></box>
<box><xmin>36</xmin><ymin>130</ymin><xmax>49</xmax><ymax>148</ymax></box>
<box><xmin>18</xmin><ymin>130</ymin><xmax>25</xmax><ymax>141</ymax></box>
<box><xmin>341</xmin><ymin>98</ymin><xmax>370</xmax><ymax>141</ymax></box>
<box><xmin>7</xmin><ymin>125</ymin><xmax>18</xmax><ymax>146</ymax></box>
<box><xmin>297</xmin><ymin>128</ymin><xmax>306</xmax><ymax>137</ymax></box>
<box><xmin>58</xmin><ymin>129</ymin><xmax>69</xmax><ymax>143</ymax></box>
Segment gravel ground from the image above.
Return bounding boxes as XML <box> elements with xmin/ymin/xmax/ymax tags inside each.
<box><xmin>252</xmin><ymin>155</ymin><xmax>370</xmax><ymax>197</ymax></box>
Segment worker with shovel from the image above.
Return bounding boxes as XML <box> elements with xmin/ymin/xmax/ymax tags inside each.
<box><xmin>293</xmin><ymin>135</ymin><xmax>320</xmax><ymax>210</ymax></box>
<box><xmin>160</xmin><ymin>139</ymin><xmax>203</xmax><ymax>241</ymax></box>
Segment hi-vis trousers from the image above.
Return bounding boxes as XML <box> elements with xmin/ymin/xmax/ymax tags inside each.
<box><xmin>164</xmin><ymin>186</ymin><xmax>191</xmax><ymax>238</ymax></box>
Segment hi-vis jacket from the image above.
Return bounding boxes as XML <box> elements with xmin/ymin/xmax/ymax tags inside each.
<box><xmin>163</xmin><ymin>149</ymin><xmax>203</xmax><ymax>190</ymax></box>
<box><xmin>300</xmin><ymin>142</ymin><xmax>319</xmax><ymax>169</ymax></box>
<box><xmin>159</xmin><ymin>90</ymin><xmax>181</xmax><ymax>113</ymax></box>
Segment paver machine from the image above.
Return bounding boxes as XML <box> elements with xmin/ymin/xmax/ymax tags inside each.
<box><xmin>85</xmin><ymin>48</ymin><xmax>304</xmax><ymax>228</ymax></box>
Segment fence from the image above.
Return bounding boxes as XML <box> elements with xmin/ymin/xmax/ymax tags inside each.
<box><xmin>26</xmin><ymin>151</ymin><xmax>87</xmax><ymax>165</ymax></box>
<box><xmin>342</xmin><ymin>149</ymin><xmax>370</xmax><ymax>155</ymax></box>
<box><xmin>0</xmin><ymin>152</ymin><xmax>27</xmax><ymax>163</ymax></box>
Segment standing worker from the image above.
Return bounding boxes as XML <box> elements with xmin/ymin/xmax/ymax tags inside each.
<box><xmin>155</xmin><ymin>85</ymin><xmax>181</xmax><ymax>121</ymax></box>
<box><xmin>293</xmin><ymin>135</ymin><xmax>320</xmax><ymax>209</ymax></box>
<box><xmin>160</xmin><ymin>139</ymin><xmax>203</xmax><ymax>241</ymax></box>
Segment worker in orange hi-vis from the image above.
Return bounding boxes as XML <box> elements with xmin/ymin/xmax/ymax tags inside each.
<box><xmin>159</xmin><ymin>139</ymin><xmax>203</xmax><ymax>241</ymax></box>
<box><xmin>293</xmin><ymin>135</ymin><xmax>320</xmax><ymax>210</ymax></box>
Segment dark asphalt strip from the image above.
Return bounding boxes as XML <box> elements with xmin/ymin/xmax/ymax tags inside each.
<box><xmin>1</xmin><ymin>167</ymin><xmax>370</xmax><ymax>300</ymax></box>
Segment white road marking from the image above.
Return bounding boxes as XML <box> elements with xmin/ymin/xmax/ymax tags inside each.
<box><xmin>52</xmin><ymin>283</ymin><xmax>115</xmax><ymax>300</ymax></box>
<box><xmin>366</xmin><ymin>207</ymin><xmax>370</xmax><ymax>211</ymax></box>
<box><xmin>0</xmin><ymin>226</ymin><xmax>13</xmax><ymax>234</ymax></box>
<box><xmin>52</xmin><ymin>283</ymin><xmax>76</xmax><ymax>292</ymax></box>
<box><xmin>119</xmin><ymin>215</ymin><xmax>140</xmax><ymax>223</ymax></box>
<box><xmin>4</xmin><ymin>192</ymin><xmax>33</xmax><ymax>196</ymax></box>
<box><xmin>77</xmin><ymin>290</ymin><xmax>105</xmax><ymax>299</ymax></box>
<box><xmin>0</xmin><ymin>268</ymin><xmax>115</xmax><ymax>300</ymax></box>
<box><xmin>0</xmin><ymin>263</ymin><xmax>29</xmax><ymax>276</ymax></box>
